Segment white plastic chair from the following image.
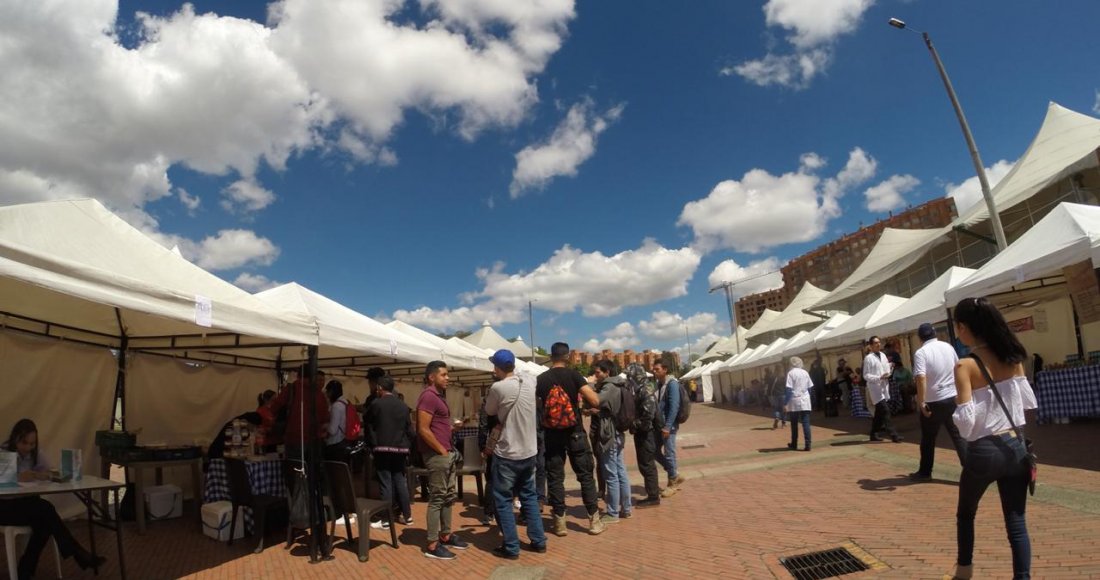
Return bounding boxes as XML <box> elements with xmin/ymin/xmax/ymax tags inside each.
<box><xmin>1</xmin><ymin>525</ymin><xmax>62</xmax><ymax>579</ymax></box>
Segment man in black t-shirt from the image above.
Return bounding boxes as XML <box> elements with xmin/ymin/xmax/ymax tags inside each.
<box><xmin>536</xmin><ymin>342</ymin><xmax>604</xmax><ymax>537</ymax></box>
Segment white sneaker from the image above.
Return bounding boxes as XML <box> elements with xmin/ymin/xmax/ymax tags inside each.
<box><xmin>370</xmin><ymin>520</ymin><xmax>391</xmax><ymax>530</ymax></box>
<box><xmin>513</xmin><ymin>498</ymin><xmax>521</xmax><ymax>510</ymax></box>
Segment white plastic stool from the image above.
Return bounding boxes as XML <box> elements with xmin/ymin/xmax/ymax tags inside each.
<box><xmin>1</xmin><ymin>525</ymin><xmax>63</xmax><ymax>579</ymax></box>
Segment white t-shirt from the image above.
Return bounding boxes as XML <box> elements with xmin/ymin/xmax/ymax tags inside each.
<box><xmin>785</xmin><ymin>368</ymin><xmax>814</xmax><ymax>412</ymax></box>
<box><xmin>913</xmin><ymin>338</ymin><xmax>959</xmax><ymax>404</ymax></box>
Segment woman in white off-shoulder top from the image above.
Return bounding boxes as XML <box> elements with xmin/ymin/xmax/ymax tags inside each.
<box><xmin>949</xmin><ymin>297</ymin><xmax>1036</xmax><ymax>580</ymax></box>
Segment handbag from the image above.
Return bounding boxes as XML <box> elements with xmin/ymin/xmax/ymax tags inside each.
<box><xmin>970</xmin><ymin>354</ymin><xmax>1038</xmax><ymax>496</ymax></box>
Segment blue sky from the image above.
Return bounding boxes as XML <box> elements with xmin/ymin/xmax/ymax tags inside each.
<box><xmin>3</xmin><ymin>0</ymin><xmax>1099</xmax><ymax>357</ymax></box>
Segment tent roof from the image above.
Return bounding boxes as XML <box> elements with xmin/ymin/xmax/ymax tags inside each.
<box><xmin>756</xmin><ymin>331</ymin><xmax>807</xmax><ymax>367</ymax></box>
<box><xmin>811</xmin><ymin>227</ymin><xmax>951</xmax><ymax>312</ymax></box>
<box><xmin>745</xmin><ymin>282</ymin><xmax>832</xmax><ymax>340</ymax></box>
<box><xmin>815</xmin><ymin>294</ymin><xmax>909</xmax><ymax>350</ymax></box>
<box><xmin>715</xmin><ymin>346</ymin><xmax>759</xmax><ymax>372</ymax></box>
<box><xmin>744</xmin><ymin>309</ymin><xmax>781</xmax><ymax>340</ymax></box>
<box><xmin>0</xmin><ymin>198</ymin><xmax>318</xmax><ymax>348</ymax></box>
<box><xmin>946</xmin><ymin>202</ymin><xmax>1100</xmax><ymax>303</ymax></box>
<box><xmin>957</xmin><ymin>103</ymin><xmax>1100</xmax><ymax>227</ymax></box>
<box><xmin>255</xmin><ymin>283</ymin><xmax>442</xmax><ymax>365</ymax></box>
<box><xmin>781</xmin><ymin>313</ymin><xmax>852</xmax><ymax>358</ymax></box>
<box><xmin>386</xmin><ymin>320</ymin><xmax>494</xmax><ymax>372</ymax></box>
<box><xmin>865</xmin><ymin>267</ymin><xmax>976</xmax><ymax>337</ymax></box>
<box><xmin>732</xmin><ymin>337</ymin><xmax>789</xmax><ymax>371</ymax></box>
<box><xmin>698</xmin><ymin>326</ymin><xmax>748</xmax><ymax>361</ymax></box>
<box><xmin>463</xmin><ymin>321</ymin><xmax>533</xmax><ymax>357</ymax></box>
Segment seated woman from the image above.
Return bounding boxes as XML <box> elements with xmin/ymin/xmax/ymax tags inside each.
<box><xmin>0</xmin><ymin>419</ymin><xmax>105</xmax><ymax>579</ymax></box>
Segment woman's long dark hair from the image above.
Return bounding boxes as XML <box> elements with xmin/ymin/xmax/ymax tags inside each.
<box><xmin>954</xmin><ymin>297</ymin><xmax>1028</xmax><ymax>364</ymax></box>
<box><xmin>4</xmin><ymin>418</ymin><xmax>38</xmax><ymax>466</ymax></box>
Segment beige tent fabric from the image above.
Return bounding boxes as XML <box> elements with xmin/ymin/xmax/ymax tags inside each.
<box><xmin>0</xmin><ymin>330</ymin><xmax>116</xmax><ymax>517</ymax></box>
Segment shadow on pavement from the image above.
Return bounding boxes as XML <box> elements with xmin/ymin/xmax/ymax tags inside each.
<box><xmin>857</xmin><ymin>475</ymin><xmax>958</xmax><ymax>492</ymax></box>
<box><xmin>758</xmin><ymin>447</ymin><xmax>798</xmax><ymax>454</ymax></box>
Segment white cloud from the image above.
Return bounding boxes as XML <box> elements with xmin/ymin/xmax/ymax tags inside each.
<box><xmin>707</xmin><ymin>257</ymin><xmax>785</xmax><ymax>298</ymax></box>
<box><xmin>638</xmin><ymin>311</ymin><xmax>722</xmax><ymax>341</ymax></box>
<box><xmin>678</xmin><ymin>147</ymin><xmax>876</xmax><ymax>252</ymax></box>
<box><xmin>221</xmin><ymin>179</ymin><xmax>276</xmax><ymax>213</ymax></box>
<box><xmin>864</xmin><ymin>174</ymin><xmax>919</xmax><ymax>213</ymax></box>
<box><xmin>723</xmin><ymin>49</ymin><xmax>830</xmax><ymax>90</ymax></box>
<box><xmin>233</xmin><ymin>272</ymin><xmax>282</xmax><ymax>292</ymax></box>
<box><xmin>190</xmin><ymin>229</ymin><xmax>280</xmax><ymax>271</ymax></box>
<box><xmin>0</xmin><ymin>0</ymin><xmax>575</xmax><ymax>263</ymax></box>
<box><xmin>583</xmin><ymin>322</ymin><xmax>638</xmax><ymax>352</ymax></box>
<box><xmin>1094</xmin><ymin>89</ymin><xmax>1099</xmax><ymax>114</ymax></box>
<box><xmin>177</xmin><ymin>188</ymin><xmax>201</xmax><ymax>213</ymax></box>
<box><xmin>727</xmin><ymin>0</ymin><xmax>874</xmax><ymax>89</ymax></box>
<box><xmin>510</xmin><ymin>99</ymin><xmax>624</xmax><ymax>198</ymax></box>
<box><xmin>392</xmin><ymin>239</ymin><xmax>702</xmax><ymax>331</ymax></box>
<box><xmin>670</xmin><ymin>331</ymin><xmax>724</xmax><ymax>359</ymax></box>
<box><xmin>945</xmin><ymin>160</ymin><xmax>1015</xmax><ymax>214</ymax></box>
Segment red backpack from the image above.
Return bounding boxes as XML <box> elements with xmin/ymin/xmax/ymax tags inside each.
<box><xmin>342</xmin><ymin>401</ymin><xmax>362</xmax><ymax>441</ymax></box>
<box><xmin>541</xmin><ymin>384</ymin><xmax>578</xmax><ymax>430</ymax></box>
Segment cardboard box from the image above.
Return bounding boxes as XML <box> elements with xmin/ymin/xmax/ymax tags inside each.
<box><xmin>201</xmin><ymin>501</ymin><xmax>245</xmax><ymax>541</ymax></box>
<box><xmin>144</xmin><ymin>484</ymin><xmax>183</xmax><ymax>521</ymax></box>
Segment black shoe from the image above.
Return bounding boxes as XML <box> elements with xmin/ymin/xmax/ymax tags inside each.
<box><xmin>787</xmin><ymin>442</ymin><xmax>797</xmax><ymax>450</ymax></box>
<box><xmin>908</xmin><ymin>472</ymin><xmax>931</xmax><ymax>481</ymax></box>
<box><xmin>803</xmin><ymin>444</ymin><xmax>811</xmax><ymax>452</ymax></box>
<box><xmin>492</xmin><ymin>546</ymin><xmax>520</xmax><ymax>560</ymax></box>
<box><xmin>635</xmin><ymin>497</ymin><xmax>661</xmax><ymax>508</ymax></box>
<box><xmin>74</xmin><ymin>547</ymin><xmax>106</xmax><ymax>571</ymax></box>
<box><xmin>892</xmin><ymin>435</ymin><xmax>903</xmax><ymax>443</ymax></box>
<box><xmin>525</xmin><ymin>543</ymin><xmax>547</xmax><ymax>553</ymax></box>
<box><xmin>869</xmin><ymin>436</ymin><xmax>883</xmax><ymax>442</ymax></box>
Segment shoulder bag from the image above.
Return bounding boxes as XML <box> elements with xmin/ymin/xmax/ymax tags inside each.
<box><xmin>970</xmin><ymin>354</ymin><xmax>1038</xmax><ymax>496</ymax></box>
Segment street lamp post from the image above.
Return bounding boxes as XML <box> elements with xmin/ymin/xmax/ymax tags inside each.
<box><xmin>888</xmin><ymin>17</ymin><xmax>1007</xmax><ymax>251</ymax></box>
<box><xmin>684</xmin><ymin>322</ymin><xmax>691</xmax><ymax>367</ymax></box>
<box><xmin>528</xmin><ymin>300</ymin><xmax>537</xmax><ymax>363</ymax></box>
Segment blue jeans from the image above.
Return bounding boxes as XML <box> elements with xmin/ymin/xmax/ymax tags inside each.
<box><xmin>957</xmin><ymin>433</ymin><xmax>1031</xmax><ymax>579</ymax></box>
<box><xmin>492</xmin><ymin>455</ymin><xmax>546</xmax><ymax>555</ymax></box>
<box><xmin>599</xmin><ymin>432</ymin><xmax>631</xmax><ymax>517</ymax></box>
<box><xmin>788</xmin><ymin>411</ymin><xmax>811</xmax><ymax>447</ymax></box>
<box><xmin>656</xmin><ymin>427</ymin><xmax>678</xmax><ymax>480</ymax></box>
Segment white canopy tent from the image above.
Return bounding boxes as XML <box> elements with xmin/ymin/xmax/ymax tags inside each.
<box><xmin>946</xmin><ymin>203</ymin><xmax>1100</xmax><ymax>303</ymax></box>
<box><xmin>755</xmin><ymin>331</ymin><xmax>808</xmax><ymax>367</ymax></box>
<box><xmin>865</xmin><ymin>267</ymin><xmax>976</xmax><ymax>337</ymax></box>
<box><xmin>697</xmin><ymin>326</ymin><xmax>748</xmax><ymax>362</ymax></box>
<box><xmin>956</xmin><ymin>103</ymin><xmax>1100</xmax><ymax>228</ymax></box>
<box><xmin>744</xmin><ymin>283</ymin><xmax>831</xmax><ymax>341</ymax></box>
<box><xmin>811</xmin><ymin>227</ymin><xmax>952</xmax><ymax>312</ymax></box>
<box><xmin>815</xmin><ymin>295</ymin><xmax>910</xmax><ymax>351</ymax></box>
<box><xmin>463</xmin><ymin>321</ymin><xmax>534</xmax><ymax>358</ymax></box>
<box><xmin>743</xmin><ymin>309</ymin><xmax>781</xmax><ymax>344</ymax></box>
<box><xmin>782</xmin><ymin>313</ymin><xmax>852</xmax><ymax>358</ymax></box>
<box><xmin>731</xmin><ymin>337</ymin><xmax>789</xmax><ymax>372</ymax></box>
<box><xmin>386</xmin><ymin>320</ymin><xmax>494</xmax><ymax>373</ymax></box>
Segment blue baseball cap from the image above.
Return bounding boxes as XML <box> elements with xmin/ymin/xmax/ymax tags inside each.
<box><xmin>489</xmin><ymin>349</ymin><xmax>515</xmax><ymax>368</ymax></box>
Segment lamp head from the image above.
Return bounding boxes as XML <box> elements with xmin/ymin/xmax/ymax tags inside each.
<box><xmin>888</xmin><ymin>18</ymin><xmax>906</xmax><ymax>29</ymax></box>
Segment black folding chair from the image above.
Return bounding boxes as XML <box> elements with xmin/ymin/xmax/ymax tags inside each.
<box><xmin>456</xmin><ymin>436</ymin><xmax>484</xmax><ymax>506</ymax></box>
<box><xmin>323</xmin><ymin>460</ymin><xmax>397</xmax><ymax>562</ymax></box>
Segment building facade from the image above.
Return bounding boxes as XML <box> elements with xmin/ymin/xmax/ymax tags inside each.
<box><xmin>567</xmin><ymin>349</ymin><xmax>677</xmax><ymax>370</ymax></box>
<box><xmin>735</xmin><ymin>197</ymin><xmax>957</xmax><ymax>328</ymax></box>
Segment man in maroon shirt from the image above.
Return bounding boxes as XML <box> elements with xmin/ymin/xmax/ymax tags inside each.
<box><xmin>416</xmin><ymin>361</ymin><xmax>469</xmax><ymax>559</ymax></box>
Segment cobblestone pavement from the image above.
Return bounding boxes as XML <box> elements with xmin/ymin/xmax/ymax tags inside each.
<box><xmin>8</xmin><ymin>403</ymin><xmax>1098</xmax><ymax>579</ymax></box>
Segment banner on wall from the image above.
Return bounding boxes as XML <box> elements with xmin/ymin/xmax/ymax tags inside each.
<box><xmin>1007</xmin><ymin>316</ymin><xmax>1035</xmax><ymax>333</ymax></box>
<box><xmin>1063</xmin><ymin>260</ymin><xmax>1100</xmax><ymax>324</ymax></box>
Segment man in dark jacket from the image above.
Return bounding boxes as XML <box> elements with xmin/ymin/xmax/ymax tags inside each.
<box><xmin>628</xmin><ymin>363</ymin><xmax>664</xmax><ymax>508</ymax></box>
<box><xmin>365</xmin><ymin>376</ymin><xmax>414</xmax><ymax>525</ymax></box>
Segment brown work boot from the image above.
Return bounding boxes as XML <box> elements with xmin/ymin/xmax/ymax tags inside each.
<box><xmin>671</xmin><ymin>474</ymin><xmax>686</xmax><ymax>487</ymax></box>
<box><xmin>587</xmin><ymin>511</ymin><xmax>606</xmax><ymax>535</ymax></box>
<box><xmin>552</xmin><ymin>513</ymin><xmax>568</xmax><ymax>537</ymax></box>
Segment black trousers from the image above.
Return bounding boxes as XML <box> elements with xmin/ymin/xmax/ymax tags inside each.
<box><xmin>633</xmin><ymin>429</ymin><xmax>660</xmax><ymax>499</ymax></box>
<box><xmin>0</xmin><ymin>497</ymin><xmax>80</xmax><ymax>578</ymax></box>
<box><xmin>918</xmin><ymin>398</ymin><xmax>968</xmax><ymax>475</ymax></box>
<box><xmin>543</xmin><ymin>428</ymin><xmax>599</xmax><ymax>517</ymax></box>
<box><xmin>870</xmin><ymin>401</ymin><xmax>899</xmax><ymax>439</ymax></box>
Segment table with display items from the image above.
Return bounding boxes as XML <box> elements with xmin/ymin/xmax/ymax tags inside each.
<box><xmin>0</xmin><ymin>475</ymin><xmax>127</xmax><ymax>579</ymax></box>
<box><xmin>203</xmin><ymin>457</ymin><xmax>287</xmax><ymax>533</ymax></box>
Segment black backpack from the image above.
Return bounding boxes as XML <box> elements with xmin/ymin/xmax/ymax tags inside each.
<box><xmin>675</xmin><ymin>381</ymin><xmax>692</xmax><ymax>425</ymax></box>
<box><xmin>613</xmin><ymin>383</ymin><xmax>636</xmax><ymax>432</ymax></box>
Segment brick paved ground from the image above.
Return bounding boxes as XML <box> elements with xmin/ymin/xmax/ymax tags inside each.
<box><xmin>6</xmin><ymin>404</ymin><xmax>1098</xmax><ymax>579</ymax></box>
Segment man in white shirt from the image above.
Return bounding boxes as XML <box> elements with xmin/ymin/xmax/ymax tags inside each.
<box><xmin>909</xmin><ymin>323</ymin><xmax>968</xmax><ymax>481</ymax></box>
<box><xmin>485</xmin><ymin>349</ymin><xmax>546</xmax><ymax>559</ymax></box>
<box><xmin>863</xmin><ymin>336</ymin><xmax>902</xmax><ymax>443</ymax></box>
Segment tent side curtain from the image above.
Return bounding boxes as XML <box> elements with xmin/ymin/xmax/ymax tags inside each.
<box><xmin>811</xmin><ymin>227</ymin><xmax>951</xmax><ymax>312</ymax></box>
<box><xmin>956</xmin><ymin>102</ymin><xmax>1100</xmax><ymax>228</ymax></box>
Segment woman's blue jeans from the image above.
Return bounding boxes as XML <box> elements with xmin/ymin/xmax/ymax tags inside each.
<box><xmin>956</xmin><ymin>433</ymin><xmax>1031</xmax><ymax>579</ymax></box>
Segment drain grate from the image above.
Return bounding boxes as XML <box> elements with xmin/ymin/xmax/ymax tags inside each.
<box><xmin>780</xmin><ymin>547</ymin><xmax>869</xmax><ymax>580</ymax></box>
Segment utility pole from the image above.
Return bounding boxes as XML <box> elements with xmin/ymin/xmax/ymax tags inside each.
<box><xmin>528</xmin><ymin>300</ymin><xmax>536</xmax><ymax>363</ymax></box>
